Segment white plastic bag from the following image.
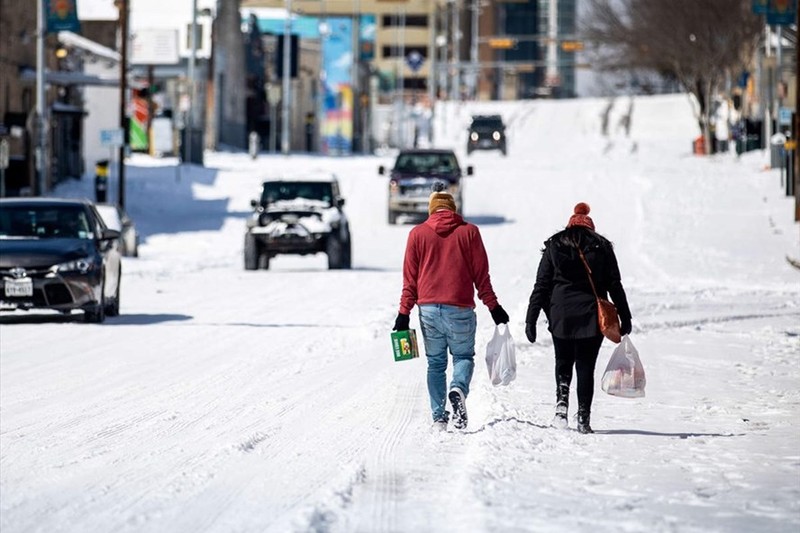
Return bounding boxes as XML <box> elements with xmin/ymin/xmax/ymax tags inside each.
<box><xmin>601</xmin><ymin>335</ymin><xmax>646</xmax><ymax>398</ymax></box>
<box><xmin>485</xmin><ymin>325</ymin><xmax>516</xmax><ymax>386</ymax></box>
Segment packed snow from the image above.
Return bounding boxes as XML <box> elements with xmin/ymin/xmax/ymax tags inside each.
<box><xmin>1</xmin><ymin>94</ymin><xmax>799</xmax><ymax>533</ymax></box>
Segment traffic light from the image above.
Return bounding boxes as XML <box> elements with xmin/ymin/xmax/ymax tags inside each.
<box><xmin>275</xmin><ymin>35</ymin><xmax>298</xmax><ymax>79</ymax></box>
<box><xmin>488</xmin><ymin>38</ymin><xmax>516</xmax><ymax>49</ymax></box>
<box><xmin>561</xmin><ymin>41</ymin><xmax>584</xmax><ymax>52</ymax></box>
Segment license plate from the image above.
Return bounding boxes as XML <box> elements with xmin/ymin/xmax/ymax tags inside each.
<box><xmin>4</xmin><ymin>278</ymin><xmax>33</xmax><ymax>297</ymax></box>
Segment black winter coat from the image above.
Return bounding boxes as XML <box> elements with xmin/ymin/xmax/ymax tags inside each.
<box><xmin>526</xmin><ymin>226</ymin><xmax>631</xmax><ymax>339</ymax></box>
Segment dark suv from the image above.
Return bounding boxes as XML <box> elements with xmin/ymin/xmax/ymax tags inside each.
<box><xmin>244</xmin><ymin>174</ymin><xmax>352</xmax><ymax>270</ymax></box>
<box><xmin>379</xmin><ymin>149</ymin><xmax>473</xmax><ymax>225</ymax></box>
<box><xmin>467</xmin><ymin>115</ymin><xmax>507</xmax><ymax>156</ymax></box>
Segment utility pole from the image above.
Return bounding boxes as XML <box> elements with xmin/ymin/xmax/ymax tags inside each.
<box><xmin>117</xmin><ymin>0</ymin><xmax>129</xmax><ymax>208</ymax></box>
<box><xmin>281</xmin><ymin>0</ymin><xmax>292</xmax><ymax>155</ymax></box>
<box><xmin>470</xmin><ymin>0</ymin><xmax>478</xmax><ymax>99</ymax></box>
<box><xmin>453</xmin><ymin>1</ymin><xmax>460</xmax><ymax>100</ymax></box>
<box><xmin>186</xmin><ymin>0</ymin><xmax>198</xmax><ymax>168</ymax></box>
<box><xmin>764</xmin><ymin>24</ymin><xmax>772</xmax><ymax>150</ymax></box>
<box><xmin>35</xmin><ymin>0</ymin><xmax>46</xmax><ymax>196</ymax></box>
<box><xmin>795</xmin><ymin>3</ymin><xmax>800</xmax><ymax>222</ymax></box>
<box><xmin>352</xmin><ymin>0</ymin><xmax>360</xmax><ymax>154</ymax></box>
<box><xmin>546</xmin><ymin>0</ymin><xmax>558</xmax><ymax>92</ymax></box>
<box><xmin>775</xmin><ymin>24</ymin><xmax>782</xmax><ymax>128</ymax></box>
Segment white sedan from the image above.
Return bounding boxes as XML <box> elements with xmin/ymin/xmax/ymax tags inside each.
<box><xmin>95</xmin><ymin>203</ymin><xmax>139</xmax><ymax>257</ymax></box>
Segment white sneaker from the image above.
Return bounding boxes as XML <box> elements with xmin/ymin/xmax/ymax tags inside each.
<box><xmin>448</xmin><ymin>388</ymin><xmax>468</xmax><ymax>430</ymax></box>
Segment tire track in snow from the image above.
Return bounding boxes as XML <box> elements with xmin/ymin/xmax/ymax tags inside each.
<box><xmin>634</xmin><ymin>310</ymin><xmax>800</xmax><ymax>334</ymax></box>
<box><xmin>363</xmin><ymin>379</ymin><xmax>421</xmax><ymax>532</ymax></box>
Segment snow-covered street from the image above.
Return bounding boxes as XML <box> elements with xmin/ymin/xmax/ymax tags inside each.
<box><xmin>1</xmin><ymin>94</ymin><xmax>799</xmax><ymax>532</ymax></box>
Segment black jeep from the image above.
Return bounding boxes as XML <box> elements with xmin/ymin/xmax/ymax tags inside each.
<box><xmin>467</xmin><ymin>115</ymin><xmax>507</xmax><ymax>156</ymax></box>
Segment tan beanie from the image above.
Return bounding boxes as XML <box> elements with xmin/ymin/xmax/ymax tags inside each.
<box><xmin>428</xmin><ymin>190</ymin><xmax>457</xmax><ymax>215</ymax></box>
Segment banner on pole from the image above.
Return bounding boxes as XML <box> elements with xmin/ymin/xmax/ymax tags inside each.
<box><xmin>766</xmin><ymin>0</ymin><xmax>797</xmax><ymax>24</ymax></box>
<box><xmin>320</xmin><ymin>18</ymin><xmax>353</xmax><ymax>155</ymax></box>
<box><xmin>46</xmin><ymin>0</ymin><xmax>81</xmax><ymax>33</ymax></box>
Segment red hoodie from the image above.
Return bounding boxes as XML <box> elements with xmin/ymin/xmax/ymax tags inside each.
<box><xmin>399</xmin><ymin>210</ymin><xmax>499</xmax><ymax>315</ymax></box>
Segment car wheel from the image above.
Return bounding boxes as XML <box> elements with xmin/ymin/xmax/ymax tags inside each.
<box><xmin>327</xmin><ymin>236</ymin><xmax>345</xmax><ymax>269</ymax></box>
<box><xmin>84</xmin><ymin>279</ymin><xmax>106</xmax><ymax>323</ymax></box>
<box><xmin>258</xmin><ymin>251</ymin><xmax>270</xmax><ymax>270</ymax></box>
<box><xmin>342</xmin><ymin>237</ymin><xmax>352</xmax><ymax>269</ymax></box>
<box><xmin>105</xmin><ymin>268</ymin><xmax>121</xmax><ymax>317</ymax></box>
<box><xmin>244</xmin><ymin>233</ymin><xmax>259</xmax><ymax>270</ymax></box>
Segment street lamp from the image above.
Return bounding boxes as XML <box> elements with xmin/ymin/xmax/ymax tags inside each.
<box><xmin>35</xmin><ymin>0</ymin><xmax>46</xmax><ymax>195</ymax></box>
<box><xmin>281</xmin><ymin>0</ymin><xmax>292</xmax><ymax>155</ymax></box>
<box><xmin>186</xmin><ymin>0</ymin><xmax>198</xmax><ymax>167</ymax></box>
<box><xmin>115</xmin><ymin>0</ymin><xmax>129</xmax><ymax>207</ymax></box>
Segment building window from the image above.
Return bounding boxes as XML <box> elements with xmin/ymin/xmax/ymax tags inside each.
<box><xmin>381</xmin><ymin>45</ymin><xmax>428</xmax><ymax>60</ymax></box>
<box><xmin>381</xmin><ymin>14</ymin><xmax>428</xmax><ymax>27</ymax></box>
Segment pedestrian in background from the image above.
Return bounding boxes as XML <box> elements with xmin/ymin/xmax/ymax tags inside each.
<box><xmin>525</xmin><ymin>202</ymin><xmax>632</xmax><ymax>433</ymax></box>
<box><xmin>393</xmin><ymin>184</ymin><xmax>509</xmax><ymax>431</ymax></box>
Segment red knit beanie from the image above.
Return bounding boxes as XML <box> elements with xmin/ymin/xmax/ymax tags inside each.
<box><xmin>567</xmin><ymin>202</ymin><xmax>595</xmax><ymax>231</ymax></box>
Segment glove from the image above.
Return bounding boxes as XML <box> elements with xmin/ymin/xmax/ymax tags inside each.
<box><xmin>393</xmin><ymin>313</ymin><xmax>410</xmax><ymax>331</ymax></box>
<box><xmin>490</xmin><ymin>304</ymin><xmax>509</xmax><ymax>325</ymax></box>
<box><xmin>620</xmin><ymin>316</ymin><xmax>632</xmax><ymax>336</ymax></box>
<box><xmin>525</xmin><ymin>323</ymin><xmax>537</xmax><ymax>343</ymax></box>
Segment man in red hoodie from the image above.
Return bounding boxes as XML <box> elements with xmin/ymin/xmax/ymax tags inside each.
<box><xmin>393</xmin><ymin>184</ymin><xmax>509</xmax><ymax>431</ymax></box>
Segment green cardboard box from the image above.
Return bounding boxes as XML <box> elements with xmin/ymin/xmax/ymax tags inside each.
<box><xmin>391</xmin><ymin>329</ymin><xmax>419</xmax><ymax>362</ymax></box>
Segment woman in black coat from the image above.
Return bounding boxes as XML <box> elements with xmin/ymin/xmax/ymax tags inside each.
<box><xmin>525</xmin><ymin>203</ymin><xmax>632</xmax><ymax>433</ymax></box>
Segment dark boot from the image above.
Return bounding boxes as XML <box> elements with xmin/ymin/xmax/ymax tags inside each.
<box><xmin>577</xmin><ymin>407</ymin><xmax>593</xmax><ymax>434</ymax></box>
<box><xmin>552</xmin><ymin>382</ymin><xmax>569</xmax><ymax>429</ymax></box>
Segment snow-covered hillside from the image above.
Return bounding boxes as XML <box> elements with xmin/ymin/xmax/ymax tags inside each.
<box><xmin>1</xmin><ymin>94</ymin><xmax>798</xmax><ymax>533</ymax></box>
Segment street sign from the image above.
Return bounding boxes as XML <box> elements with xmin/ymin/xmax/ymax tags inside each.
<box><xmin>0</xmin><ymin>139</ymin><xmax>9</xmax><ymax>170</ymax></box>
<box><xmin>488</xmin><ymin>38</ymin><xmax>515</xmax><ymax>49</ymax></box>
<box><xmin>100</xmin><ymin>128</ymin><xmax>124</xmax><ymax>147</ymax></box>
<box><xmin>406</xmin><ymin>51</ymin><xmax>424</xmax><ymax>72</ymax></box>
<box><xmin>778</xmin><ymin>107</ymin><xmax>792</xmax><ymax>126</ymax></box>
<box><xmin>266</xmin><ymin>84</ymin><xmax>282</xmax><ymax>106</ymax></box>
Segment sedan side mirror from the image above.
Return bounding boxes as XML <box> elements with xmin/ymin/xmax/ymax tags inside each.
<box><xmin>337</xmin><ymin>197</ymin><xmax>346</xmax><ymax>208</ymax></box>
<box><xmin>99</xmin><ymin>228</ymin><xmax>121</xmax><ymax>241</ymax></box>
<box><xmin>466</xmin><ymin>166</ymin><xmax>474</xmax><ymax>176</ymax></box>
<box><xmin>250</xmin><ymin>199</ymin><xmax>258</xmax><ymax>208</ymax></box>
<box><xmin>378</xmin><ymin>165</ymin><xmax>385</xmax><ymax>175</ymax></box>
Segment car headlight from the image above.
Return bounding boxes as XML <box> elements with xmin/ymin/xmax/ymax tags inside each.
<box><xmin>470</xmin><ymin>132</ymin><xmax>478</xmax><ymax>141</ymax></box>
<box><xmin>54</xmin><ymin>257</ymin><xmax>96</xmax><ymax>274</ymax></box>
<box><xmin>492</xmin><ymin>131</ymin><xmax>501</xmax><ymax>141</ymax></box>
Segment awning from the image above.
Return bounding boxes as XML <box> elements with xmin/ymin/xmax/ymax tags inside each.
<box><xmin>19</xmin><ymin>69</ymin><xmax>146</xmax><ymax>88</ymax></box>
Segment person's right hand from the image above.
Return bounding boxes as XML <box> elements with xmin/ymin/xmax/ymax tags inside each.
<box><xmin>525</xmin><ymin>323</ymin><xmax>536</xmax><ymax>343</ymax></box>
<box><xmin>393</xmin><ymin>313</ymin><xmax>410</xmax><ymax>331</ymax></box>
<box><xmin>620</xmin><ymin>316</ymin><xmax>632</xmax><ymax>336</ymax></box>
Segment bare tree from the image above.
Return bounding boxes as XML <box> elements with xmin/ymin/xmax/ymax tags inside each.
<box><xmin>582</xmin><ymin>0</ymin><xmax>762</xmax><ymax>152</ymax></box>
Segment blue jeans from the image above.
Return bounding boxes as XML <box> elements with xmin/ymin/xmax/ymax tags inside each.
<box><xmin>418</xmin><ymin>304</ymin><xmax>477</xmax><ymax>422</ymax></box>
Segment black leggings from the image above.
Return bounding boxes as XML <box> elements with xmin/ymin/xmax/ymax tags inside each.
<box><xmin>552</xmin><ymin>335</ymin><xmax>604</xmax><ymax>412</ymax></box>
